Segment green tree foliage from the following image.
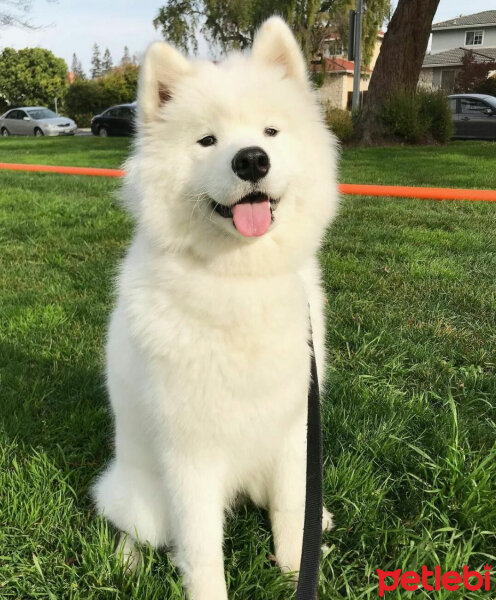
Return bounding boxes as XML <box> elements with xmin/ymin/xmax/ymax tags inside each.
<box><xmin>153</xmin><ymin>0</ymin><xmax>389</xmax><ymax>65</ymax></box>
<box><xmin>102</xmin><ymin>48</ymin><xmax>113</xmax><ymax>75</ymax></box>
<box><xmin>318</xmin><ymin>0</ymin><xmax>390</xmax><ymax>68</ymax></box>
<box><xmin>360</xmin><ymin>0</ymin><xmax>390</xmax><ymax>67</ymax></box>
<box><xmin>102</xmin><ymin>63</ymin><xmax>139</xmax><ymax>100</ymax></box>
<box><xmin>65</xmin><ymin>63</ymin><xmax>139</xmax><ymax>126</ymax></box>
<box><xmin>91</xmin><ymin>43</ymin><xmax>102</xmax><ymax>78</ymax></box>
<box><xmin>0</xmin><ymin>47</ymin><xmax>67</xmax><ymax>108</ymax></box>
<box><xmin>121</xmin><ymin>45</ymin><xmax>131</xmax><ymax>66</ymax></box>
<box><xmin>153</xmin><ymin>0</ymin><xmax>322</xmax><ymax>59</ymax></box>
<box><xmin>71</xmin><ymin>53</ymin><xmax>86</xmax><ymax>79</ymax></box>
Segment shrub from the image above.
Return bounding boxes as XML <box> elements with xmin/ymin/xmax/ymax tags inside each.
<box><xmin>0</xmin><ymin>97</ymin><xmax>8</xmax><ymax>114</ymax></box>
<box><xmin>324</xmin><ymin>105</ymin><xmax>354</xmax><ymax>143</ymax></box>
<box><xmin>474</xmin><ymin>75</ymin><xmax>496</xmax><ymax>97</ymax></box>
<box><xmin>380</xmin><ymin>90</ymin><xmax>430</xmax><ymax>143</ymax></box>
<box><xmin>310</xmin><ymin>70</ymin><xmax>325</xmax><ymax>88</ymax></box>
<box><xmin>419</xmin><ymin>89</ymin><xmax>454</xmax><ymax>143</ymax></box>
<box><xmin>65</xmin><ymin>64</ymin><xmax>139</xmax><ymax>125</ymax></box>
<box><xmin>380</xmin><ymin>89</ymin><xmax>453</xmax><ymax>144</ymax></box>
<box><xmin>70</xmin><ymin>113</ymin><xmax>93</xmax><ymax>128</ymax></box>
<box><xmin>65</xmin><ymin>80</ymin><xmax>110</xmax><ymax>123</ymax></box>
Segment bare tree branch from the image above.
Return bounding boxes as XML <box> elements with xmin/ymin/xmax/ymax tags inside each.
<box><xmin>0</xmin><ymin>0</ymin><xmax>56</xmax><ymax>31</ymax></box>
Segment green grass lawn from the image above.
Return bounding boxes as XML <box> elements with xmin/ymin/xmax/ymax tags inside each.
<box><xmin>0</xmin><ymin>136</ymin><xmax>131</xmax><ymax>168</ymax></box>
<box><xmin>1</xmin><ymin>137</ymin><xmax>495</xmax><ymax>599</ymax></box>
<box><xmin>2</xmin><ymin>136</ymin><xmax>496</xmax><ymax>189</ymax></box>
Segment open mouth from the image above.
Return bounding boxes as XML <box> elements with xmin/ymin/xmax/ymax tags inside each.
<box><xmin>212</xmin><ymin>191</ymin><xmax>279</xmax><ymax>237</ymax></box>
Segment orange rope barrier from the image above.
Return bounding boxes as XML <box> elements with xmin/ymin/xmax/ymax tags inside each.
<box><xmin>339</xmin><ymin>183</ymin><xmax>496</xmax><ymax>202</ymax></box>
<box><xmin>1</xmin><ymin>162</ymin><xmax>495</xmax><ymax>202</ymax></box>
<box><xmin>0</xmin><ymin>162</ymin><xmax>125</xmax><ymax>177</ymax></box>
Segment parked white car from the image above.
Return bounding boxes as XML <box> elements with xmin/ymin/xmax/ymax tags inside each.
<box><xmin>0</xmin><ymin>107</ymin><xmax>77</xmax><ymax>136</ymax></box>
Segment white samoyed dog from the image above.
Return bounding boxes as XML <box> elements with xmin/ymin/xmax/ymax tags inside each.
<box><xmin>93</xmin><ymin>16</ymin><xmax>339</xmax><ymax>600</ymax></box>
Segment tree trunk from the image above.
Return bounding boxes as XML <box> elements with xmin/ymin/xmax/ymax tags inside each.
<box><xmin>358</xmin><ymin>0</ymin><xmax>440</xmax><ymax>145</ymax></box>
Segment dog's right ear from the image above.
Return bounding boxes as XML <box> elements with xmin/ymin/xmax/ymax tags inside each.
<box><xmin>138</xmin><ymin>42</ymin><xmax>190</xmax><ymax>122</ymax></box>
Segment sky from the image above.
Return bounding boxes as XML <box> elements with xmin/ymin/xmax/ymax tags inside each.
<box><xmin>0</xmin><ymin>0</ymin><xmax>495</xmax><ymax>74</ymax></box>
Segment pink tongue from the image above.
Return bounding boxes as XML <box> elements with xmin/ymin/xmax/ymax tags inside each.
<box><xmin>232</xmin><ymin>200</ymin><xmax>271</xmax><ymax>237</ymax></box>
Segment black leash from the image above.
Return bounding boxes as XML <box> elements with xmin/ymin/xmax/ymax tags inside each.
<box><xmin>295</xmin><ymin>331</ymin><xmax>323</xmax><ymax>600</ymax></box>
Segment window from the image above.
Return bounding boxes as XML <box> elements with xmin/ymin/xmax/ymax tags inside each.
<box><xmin>6</xmin><ymin>110</ymin><xmax>24</xmax><ymax>119</ymax></box>
<box><xmin>441</xmin><ymin>70</ymin><xmax>455</xmax><ymax>92</ymax></box>
<box><xmin>449</xmin><ymin>98</ymin><xmax>457</xmax><ymax>114</ymax></box>
<box><xmin>119</xmin><ymin>107</ymin><xmax>135</xmax><ymax>120</ymax></box>
<box><xmin>465</xmin><ymin>30</ymin><xmax>484</xmax><ymax>46</ymax></box>
<box><xmin>486</xmin><ymin>97</ymin><xmax>496</xmax><ymax>111</ymax></box>
<box><xmin>27</xmin><ymin>108</ymin><xmax>57</xmax><ymax>120</ymax></box>
<box><xmin>347</xmin><ymin>90</ymin><xmax>366</xmax><ymax>110</ymax></box>
<box><xmin>460</xmin><ymin>98</ymin><xmax>489</xmax><ymax>114</ymax></box>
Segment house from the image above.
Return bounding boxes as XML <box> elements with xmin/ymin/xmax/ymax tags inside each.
<box><xmin>310</xmin><ymin>31</ymin><xmax>383</xmax><ymax>110</ymax></box>
<box><xmin>421</xmin><ymin>10</ymin><xmax>496</xmax><ymax>91</ymax></box>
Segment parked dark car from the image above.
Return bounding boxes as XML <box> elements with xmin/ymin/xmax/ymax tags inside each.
<box><xmin>91</xmin><ymin>102</ymin><xmax>136</xmax><ymax>137</ymax></box>
<box><xmin>448</xmin><ymin>94</ymin><xmax>496</xmax><ymax>140</ymax></box>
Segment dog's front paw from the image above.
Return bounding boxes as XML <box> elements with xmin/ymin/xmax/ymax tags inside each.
<box><xmin>322</xmin><ymin>507</ymin><xmax>334</xmax><ymax>532</ymax></box>
<box><xmin>117</xmin><ymin>533</ymin><xmax>141</xmax><ymax>574</ymax></box>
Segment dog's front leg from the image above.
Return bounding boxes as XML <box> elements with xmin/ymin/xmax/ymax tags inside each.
<box><xmin>268</xmin><ymin>418</ymin><xmax>307</xmax><ymax>578</ymax></box>
<box><xmin>166</xmin><ymin>460</ymin><xmax>228</xmax><ymax>600</ymax></box>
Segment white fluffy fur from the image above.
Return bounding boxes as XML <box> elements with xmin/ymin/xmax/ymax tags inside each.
<box><xmin>92</xmin><ymin>16</ymin><xmax>339</xmax><ymax>599</ymax></box>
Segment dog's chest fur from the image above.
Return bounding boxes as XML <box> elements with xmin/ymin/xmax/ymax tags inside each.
<box><xmin>114</xmin><ymin>234</ymin><xmax>311</xmax><ymax>472</ymax></box>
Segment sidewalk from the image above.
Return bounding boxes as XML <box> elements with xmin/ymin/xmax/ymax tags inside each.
<box><xmin>76</xmin><ymin>128</ymin><xmax>92</xmax><ymax>137</ymax></box>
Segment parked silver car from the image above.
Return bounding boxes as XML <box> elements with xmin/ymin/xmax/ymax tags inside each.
<box><xmin>0</xmin><ymin>107</ymin><xmax>77</xmax><ymax>137</ymax></box>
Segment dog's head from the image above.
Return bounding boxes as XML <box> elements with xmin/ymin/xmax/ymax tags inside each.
<box><xmin>125</xmin><ymin>17</ymin><xmax>339</xmax><ymax>274</ymax></box>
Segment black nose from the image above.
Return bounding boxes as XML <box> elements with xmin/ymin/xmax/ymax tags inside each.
<box><xmin>232</xmin><ymin>146</ymin><xmax>270</xmax><ymax>182</ymax></box>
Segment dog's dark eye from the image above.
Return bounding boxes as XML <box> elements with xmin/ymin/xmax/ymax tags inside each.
<box><xmin>264</xmin><ymin>127</ymin><xmax>279</xmax><ymax>137</ymax></box>
<box><xmin>198</xmin><ymin>135</ymin><xmax>217</xmax><ymax>147</ymax></box>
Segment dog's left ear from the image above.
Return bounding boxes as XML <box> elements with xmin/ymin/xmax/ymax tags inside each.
<box><xmin>252</xmin><ymin>16</ymin><xmax>307</xmax><ymax>85</ymax></box>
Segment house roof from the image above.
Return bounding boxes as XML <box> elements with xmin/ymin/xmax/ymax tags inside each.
<box><xmin>422</xmin><ymin>46</ymin><xmax>496</xmax><ymax>68</ymax></box>
<box><xmin>432</xmin><ymin>10</ymin><xmax>496</xmax><ymax>30</ymax></box>
<box><xmin>310</xmin><ymin>57</ymin><xmax>371</xmax><ymax>75</ymax></box>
